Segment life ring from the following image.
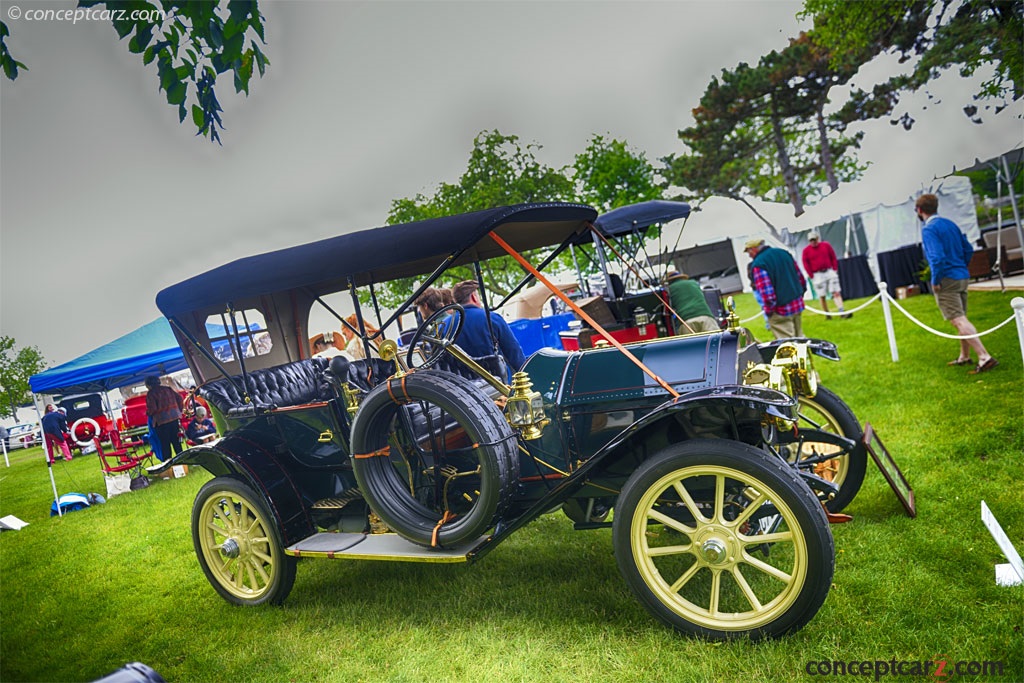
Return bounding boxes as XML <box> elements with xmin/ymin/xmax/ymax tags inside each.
<box><xmin>71</xmin><ymin>417</ymin><xmax>101</xmax><ymax>447</ymax></box>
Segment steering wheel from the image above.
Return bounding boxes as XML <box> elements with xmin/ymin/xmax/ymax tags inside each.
<box><xmin>406</xmin><ymin>304</ymin><xmax>464</xmax><ymax>370</ymax></box>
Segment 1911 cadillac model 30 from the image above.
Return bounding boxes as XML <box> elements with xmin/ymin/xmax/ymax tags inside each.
<box><xmin>154</xmin><ymin>201</ymin><xmax>868</xmax><ymax>640</ymax></box>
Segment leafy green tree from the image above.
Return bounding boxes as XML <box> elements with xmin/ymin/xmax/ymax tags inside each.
<box><xmin>373</xmin><ymin>131</ymin><xmax>662</xmax><ymax>309</ymax></box>
<box><xmin>1</xmin><ymin>1</ymin><xmax>269</xmax><ymax>143</ymax></box>
<box><xmin>801</xmin><ymin>0</ymin><xmax>1023</xmax><ymax>129</ymax></box>
<box><xmin>664</xmin><ymin>32</ymin><xmax>866</xmax><ymax>222</ymax></box>
<box><xmin>0</xmin><ymin>337</ymin><xmax>46</xmax><ymax>421</ymax></box>
<box><xmin>573</xmin><ymin>135</ymin><xmax>663</xmax><ymax>213</ymax></box>
<box><xmin>378</xmin><ymin>130</ymin><xmax>575</xmax><ymax>309</ymax></box>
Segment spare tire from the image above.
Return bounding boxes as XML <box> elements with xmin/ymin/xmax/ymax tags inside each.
<box><xmin>350</xmin><ymin>370</ymin><xmax>519</xmax><ymax>548</ymax></box>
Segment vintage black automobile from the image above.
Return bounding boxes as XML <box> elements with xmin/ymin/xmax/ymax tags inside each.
<box><xmin>154</xmin><ymin>202</ymin><xmax>867</xmax><ymax>640</ymax></box>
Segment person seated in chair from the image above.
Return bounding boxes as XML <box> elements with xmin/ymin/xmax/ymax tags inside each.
<box><xmin>185</xmin><ymin>406</ymin><xmax>218</xmax><ymax>444</ymax></box>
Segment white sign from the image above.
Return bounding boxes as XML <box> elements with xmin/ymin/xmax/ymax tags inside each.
<box><xmin>981</xmin><ymin>501</ymin><xmax>1024</xmax><ymax>587</ymax></box>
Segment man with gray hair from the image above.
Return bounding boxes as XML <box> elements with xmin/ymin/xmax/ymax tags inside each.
<box><xmin>185</xmin><ymin>405</ymin><xmax>218</xmax><ymax>443</ymax></box>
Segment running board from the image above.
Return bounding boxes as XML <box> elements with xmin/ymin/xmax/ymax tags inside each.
<box><xmin>284</xmin><ymin>532</ymin><xmax>487</xmax><ymax>563</ymax></box>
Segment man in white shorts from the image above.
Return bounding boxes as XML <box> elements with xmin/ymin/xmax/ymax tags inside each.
<box><xmin>801</xmin><ymin>231</ymin><xmax>851</xmax><ymax>319</ymax></box>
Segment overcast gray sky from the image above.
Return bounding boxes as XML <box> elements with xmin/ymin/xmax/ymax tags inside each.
<box><xmin>1</xmin><ymin>0</ymin><xmax>1019</xmax><ymax>368</ymax></box>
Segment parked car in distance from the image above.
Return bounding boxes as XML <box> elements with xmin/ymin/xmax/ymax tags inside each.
<box><xmin>6</xmin><ymin>423</ymin><xmax>41</xmax><ymax>449</ymax></box>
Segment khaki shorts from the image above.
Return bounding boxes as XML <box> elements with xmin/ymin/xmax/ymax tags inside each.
<box><xmin>934</xmin><ymin>278</ymin><xmax>968</xmax><ymax>320</ymax></box>
<box><xmin>768</xmin><ymin>312</ymin><xmax>803</xmax><ymax>339</ymax></box>
<box><xmin>811</xmin><ymin>269</ymin><xmax>842</xmax><ymax>298</ymax></box>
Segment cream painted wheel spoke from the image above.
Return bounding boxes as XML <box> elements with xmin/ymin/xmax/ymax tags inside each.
<box><xmin>645</xmin><ymin>543</ymin><xmax>693</xmax><ymax>557</ymax></box>
<box><xmin>731</xmin><ymin>565</ymin><xmax>763</xmax><ymax>612</ymax></box>
<box><xmin>708</xmin><ymin>571</ymin><xmax>722</xmax><ymax>615</ymax></box>
<box><xmin>742</xmin><ymin>552</ymin><xmax>793</xmax><ymax>583</ymax></box>
<box><xmin>668</xmin><ymin>560</ymin><xmax>703</xmax><ymax>593</ymax></box>
<box><xmin>713</xmin><ymin>474</ymin><xmax>725</xmax><ymax>522</ymax></box>
<box><xmin>740</xmin><ymin>530</ymin><xmax>792</xmax><ymax>545</ymax></box>
<box><xmin>730</xmin><ymin>491</ymin><xmax>768</xmax><ymax>528</ymax></box>
<box><xmin>672</xmin><ymin>480</ymin><xmax>708</xmax><ymax>523</ymax></box>
<box><xmin>648</xmin><ymin>507</ymin><xmax>696</xmax><ymax>535</ymax></box>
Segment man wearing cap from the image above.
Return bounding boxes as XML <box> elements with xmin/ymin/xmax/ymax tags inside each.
<box><xmin>41</xmin><ymin>403</ymin><xmax>73</xmax><ymax>464</ymax></box>
<box><xmin>744</xmin><ymin>238</ymin><xmax>807</xmax><ymax>339</ymax></box>
<box><xmin>664</xmin><ymin>271</ymin><xmax>719</xmax><ymax>333</ymax></box>
<box><xmin>801</xmin><ymin>231</ymin><xmax>850</xmax><ymax>319</ymax></box>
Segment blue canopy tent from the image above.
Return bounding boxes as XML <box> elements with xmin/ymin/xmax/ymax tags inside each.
<box><xmin>27</xmin><ymin>317</ymin><xmax>188</xmax><ymax>517</ymax></box>
<box><xmin>30</xmin><ymin>318</ymin><xmax>188</xmax><ymax>395</ymax></box>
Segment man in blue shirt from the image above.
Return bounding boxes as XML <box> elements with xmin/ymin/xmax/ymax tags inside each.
<box><xmin>917</xmin><ymin>194</ymin><xmax>997</xmax><ymax>374</ymax></box>
<box><xmin>451</xmin><ymin>280</ymin><xmax>526</xmax><ymax>375</ymax></box>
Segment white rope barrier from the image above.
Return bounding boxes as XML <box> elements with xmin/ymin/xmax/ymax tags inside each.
<box><xmin>804</xmin><ymin>293</ymin><xmax>883</xmax><ymax>317</ymax></box>
<box><xmin>883</xmin><ymin>291</ymin><xmax>1017</xmax><ymax>339</ymax></box>
<box><xmin>735</xmin><ymin>283</ymin><xmax>1022</xmax><ymax>367</ymax></box>
<box><xmin>740</xmin><ymin>312</ymin><xmax>766</xmax><ymax>324</ymax></box>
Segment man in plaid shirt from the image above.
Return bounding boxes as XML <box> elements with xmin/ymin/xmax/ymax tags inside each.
<box><xmin>744</xmin><ymin>238</ymin><xmax>807</xmax><ymax>339</ymax></box>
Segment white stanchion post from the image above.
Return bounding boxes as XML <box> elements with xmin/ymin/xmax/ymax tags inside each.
<box><xmin>879</xmin><ymin>282</ymin><xmax>899</xmax><ymax>362</ymax></box>
<box><xmin>2</xmin><ymin>436</ymin><xmax>7</xmax><ymax>467</ymax></box>
<box><xmin>1012</xmin><ymin>297</ymin><xmax>1024</xmax><ymax>369</ymax></box>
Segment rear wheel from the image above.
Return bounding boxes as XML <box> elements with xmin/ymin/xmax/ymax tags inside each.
<box><xmin>192</xmin><ymin>477</ymin><xmax>297</xmax><ymax>606</ymax></box>
<box><xmin>787</xmin><ymin>386</ymin><xmax>865</xmax><ymax>512</ymax></box>
<box><xmin>612</xmin><ymin>439</ymin><xmax>834</xmax><ymax>640</ymax></box>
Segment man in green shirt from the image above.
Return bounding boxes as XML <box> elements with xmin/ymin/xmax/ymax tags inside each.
<box><xmin>664</xmin><ymin>271</ymin><xmax>719</xmax><ymax>333</ymax></box>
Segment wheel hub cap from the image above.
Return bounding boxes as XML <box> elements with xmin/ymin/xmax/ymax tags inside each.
<box><xmin>221</xmin><ymin>537</ymin><xmax>240</xmax><ymax>559</ymax></box>
<box><xmin>700</xmin><ymin>538</ymin><xmax>728</xmax><ymax>565</ymax></box>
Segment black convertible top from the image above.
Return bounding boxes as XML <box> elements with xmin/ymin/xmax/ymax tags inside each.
<box><xmin>156</xmin><ymin>203</ymin><xmax>597</xmax><ymax>317</ymax></box>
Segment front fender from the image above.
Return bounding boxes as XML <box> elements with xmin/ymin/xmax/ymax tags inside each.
<box><xmin>157</xmin><ymin>434</ymin><xmax>315</xmax><ymax>546</ymax></box>
<box><xmin>758</xmin><ymin>338</ymin><xmax>839</xmax><ymax>363</ymax></box>
<box><xmin>590</xmin><ymin>384</ymin><xmax>797</xmax><ymax>462</ymax></box>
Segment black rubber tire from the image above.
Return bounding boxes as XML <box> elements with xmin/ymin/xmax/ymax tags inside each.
<box><xmin>793</xmin><ymin>386</ymin><xmax>866</xmax><ymax>513</ymax></box>
<box><xmin>612</xmin><ymin>439</ymin><xmax>834</xmax><ymax>641</ymax></box>
<box><xmin>191</xmin><ymin>476</ymin><xmax>297</xmax><ymax>606</ymax></box>
<box><xmin>350</xmin><ymin>370</ymin><xmax>519</xmax><ymax>548</ymax></box>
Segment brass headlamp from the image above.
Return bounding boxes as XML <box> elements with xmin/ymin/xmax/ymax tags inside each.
<box><xmin>505</xmin><ymin>372</ymin><xmax>549</xmax><ymax>440</ymax></box>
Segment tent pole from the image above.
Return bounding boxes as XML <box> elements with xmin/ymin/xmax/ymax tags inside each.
<box><xmin>1000</xmin><ymin>156</ymin><xmax>1024</xmax><ymax>263</ymax></box>
<box><xmin>994</xmin><ymin>176</ymin><xmax>1006</xmax><ymax>291</ymax></box>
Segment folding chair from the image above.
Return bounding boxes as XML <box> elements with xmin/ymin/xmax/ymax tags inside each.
<box><xmin>110</xmin><ymin>429</ymin><xmax>145</xmax><ymax>456</ymax></box>
<box><xmin>95</xmin><ymin>438</ymin><xmax>147</xmax><ymax>479</ymax></box>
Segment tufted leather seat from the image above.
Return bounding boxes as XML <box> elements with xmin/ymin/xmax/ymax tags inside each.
<box><xmin>200</xmin><ymin>357</ymin><xmax>398</xmax><ymax>417</ymax></box>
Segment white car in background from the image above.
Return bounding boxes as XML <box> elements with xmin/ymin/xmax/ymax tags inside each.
<box><xmin>5</xmin><ymin>423</ymin><xmax>42</xmax><ymax>449</ymax></box>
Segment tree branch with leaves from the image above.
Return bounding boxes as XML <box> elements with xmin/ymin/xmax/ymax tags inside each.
<box><xmin>0</xmin><ymin>337</ymin><xmax>47</xmax><ymax>421</ymax></box>
<box><xmin>2</xmin><ymin>1</ymin><xmax>269</xmax><ymax>143</ymax></box>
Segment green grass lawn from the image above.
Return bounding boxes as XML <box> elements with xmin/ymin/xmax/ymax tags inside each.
<box><xmin>2</xmin><ymin>290</ymin><xmax>1022</xmax><ymax>682</ymax></box>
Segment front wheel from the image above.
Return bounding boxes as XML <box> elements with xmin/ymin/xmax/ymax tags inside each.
<box><xmin>612</xmin><ymin>439</ymin><xmax>834</xmax><ymax>640</ymax></box>
<box><xmin>191</xmin><ymin>477</ymin><xmax>297</xmax><ymax>606</ymax></box>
